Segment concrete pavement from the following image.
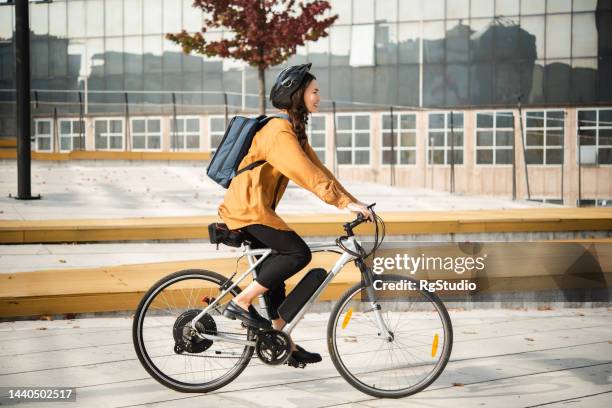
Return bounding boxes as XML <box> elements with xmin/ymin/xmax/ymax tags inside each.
<box><xmin>0</xmin><ymin>308</ymin><xmax>610</xmax><ymax>407</ymax></box>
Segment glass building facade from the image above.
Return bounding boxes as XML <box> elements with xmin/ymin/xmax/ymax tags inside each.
<box><xmin>0</xmin><ymin>0</ymin><xmax>610</xmax><ymax>205</ymax></box>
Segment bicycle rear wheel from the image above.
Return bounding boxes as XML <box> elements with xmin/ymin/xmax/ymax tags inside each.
<box><xmin>327</xmin><ymin>274</ymin><xmax>453</xmax><ymax>398</ymax></box>
<box><xmin>132</xmin><ymin>269</ymin><xmax>255</xmax><ymax>393</ymax></box>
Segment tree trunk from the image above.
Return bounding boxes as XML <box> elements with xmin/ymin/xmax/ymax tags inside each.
<box><xmin>258</xmin><ymin>65</ymin><xmax>266</xmax><ymax>115</ymax></box>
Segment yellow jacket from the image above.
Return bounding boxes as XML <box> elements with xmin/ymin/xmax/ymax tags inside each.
<box><xmin>218</xmin><ymin>117</ymin><xmax>357</xmax><ymax>231</ymax></box>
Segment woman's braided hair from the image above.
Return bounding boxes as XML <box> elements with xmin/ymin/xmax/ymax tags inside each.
<box><xmin>285</xmin><ymin>72</ymin><xmax>316</xmax><ymax>149</ymax></box>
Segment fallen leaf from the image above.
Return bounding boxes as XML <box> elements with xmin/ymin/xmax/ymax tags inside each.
<box><xmin>452</xmin><ymin>382</ymin><xmax>464</xmax><ymax>387</ymax></box>
<box><xmin>58</xmin><ymin>259</ymin><xmax>67</xmax><ymax>263</ymax></box>
<box><xmin>36</xmin><ymin>327</ymin><xmax>47</xmax><ymax>330</ymax></box>
<box><xmin>525</xmin><ymin>337</ymin><xmax>534</xmax><ymax>342</ymax></box>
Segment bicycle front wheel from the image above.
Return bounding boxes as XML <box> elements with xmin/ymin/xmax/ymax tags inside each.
<box><xmin>327</xmin><ymin>274</ymin><xmax>453</xmax><ymax>398</ymax></box>
<box><xmin>132</xmin><ymin>269</ymin><xmax>255</xmax><ymax>393</ymax></box>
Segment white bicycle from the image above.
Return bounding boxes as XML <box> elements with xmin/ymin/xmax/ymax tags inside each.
<box><xmin>132</xmin><ymin>203</ymin><xmax>453</xmax><ymax>398</ymax></box>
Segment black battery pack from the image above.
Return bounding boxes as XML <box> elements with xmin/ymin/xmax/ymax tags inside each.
<box><xmin>278</xmin><ymin>268</ymin><xmax>327</xmax><ymax>323</ymax></box>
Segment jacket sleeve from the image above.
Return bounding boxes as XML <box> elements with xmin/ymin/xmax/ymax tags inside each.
<box><xmin>264</xmin><ymin>122</ymin><xmax>354</xmax><ymax>209</ymax></box>
<box><xmin>302</xmin><ymin>141</ymin><xmax>359</xmax><ymax>204</ymax></box>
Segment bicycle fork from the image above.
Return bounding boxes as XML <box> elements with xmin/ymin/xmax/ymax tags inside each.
<box><xmin>357</xmin><ymin>258</ymin><xmax>394</xmax><ymax>342</ymax></box>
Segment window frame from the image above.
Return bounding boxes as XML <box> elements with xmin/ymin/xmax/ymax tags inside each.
<box><xmin>380</xmin><ymin>111</ymin><xmax>418</xmax><ymax>167</ymax></box>
<box><xmin>208</xmin><ymin>115</ymin><xmax>227</xmax><ymax>154</ymax></box>
<box><xmin>130</xmin><ymin>116</ymin><xmax>163</xmax><ymax>152</ymax></box>
<box><xmin>170</xmin><ymin>115</ymin><xmax>201</xmax><ymax>151</ymax></box>
<box><xmin>522</xmin><ymin>109</ymin><xmax>566</xmax><ymax>167</ymax></box>
<box><xmin>426</xmin><ymin>111</ymin><xmax>464</xmax><ymax>166</ymax></box>
<box><xmin>474</xmin><ymin>110</ymin><xmax>515</xmax><ymax>167</ymax></box>
<box><xmin>34</xmin><ymin>118</ymin><xmax>53</xmax><ymax>152</ymax></box>
<box><xmin>334</xmin><ymin>111</ymin><xmax>372</xmax><ymax>167</ymax></box>
<box><xmin>307</xmin><ymin>113</ymin><xmax>327</xmax><ymax>165</ymax></box>
<box><xmin>58</xmin><ymin>118</ymin><xmax>86</xmax><ymax>152</ymax></box>
<box><xmin>94</xmin><ymin>117</ymin><xmax>125</xmax><ymax>151</ymax></box>
<box><xmin>576</xmin><ymin>107</ymin><xmax>612</xmax><ymax>167</ymax></box>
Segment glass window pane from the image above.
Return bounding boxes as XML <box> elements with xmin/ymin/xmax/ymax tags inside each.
<box><xmin>148</xmin><ymin>119</ymin><xmax>160</xmax><ymax>133</ymax></box>
<box><xmin>398</xmin><ymin>0</ymin><xmax>422</xmax><ymax>21</ymax></box>
<box><xmin>477</xmin><ymin>113</ymin><xmax>494</xmax><ymax>128</ymax></box>
<box><xmin>31</xmin><ymin>3</ymin><xmax>48</xmax><ymax>35</ymax></box>
<box><xmin>376</xmin><ymin>23</ymin><xmax>398</xmax><ymax>65</ymax></box>
<box><xmin>400</xmin><ymin>114</ymin><xmax>416</xmax><ymax>129</ymax></box>
<box><xmin>496</xmin><ymin>131</ymin><xmax>514</xmax><ymax>146</ymax></box>
<box><xmin>350</xmin><ymin>24</ymin><xmax>375</xmax><ymax>67</ymax></box>
<box><xmin>353</xmin><ymin>0</ymin><xmax>374</xmax><ymax>24</ymax></box>
<box><xmin>355</xmin><ymin>133</ymin><xmax>369</xmax><ymax>147</ymax></box>
<box><xmin>382</xmin><ymin>150</ymin><xmax>393</xmax><ymax>164</ymax></box>
<box><xmin>572</xmin><ymin>13</ymin><xmax>598</xmax><ymax>58</ymax></box>
<box><xmin>133</xmin><ymin>120</ymin><xmax>145</xmax><ymax>133</ymax></box>
<box><xmin>526</xmin><ymin>149</ymin><xmax>543</xmax><ymax>164</ymax></box>
<box><xmin>471</xmin><ymin>0</ymin><xmax>494</xmax><ymax>18</ymax></box>
<box><xmin>579</xmin><ymin>128</ymin><xmax>596</xmax><ymax>145</ymax></box>
<box><xmin>187</xmin><ymin>135</ymin><xmax>199</xmax><ymax>149</ymax></box>
<box><xmin>149</xmin><ymin>136</ymin><xmax>161</xmax><ymax>149</ymax></box>
<box><xmin>598</xmin><ymin>109</ymin><xmax>612</xmax><ymax>124</ymax></box>
<box><xmin>573</xmin><ymin>0</ymin><xmax>597</xmax><ymax>12</ymax></box>
<box><xmin>355</xmin><ymin>115</ymin><xmax>369</xmax><ymax>130</ymax></box>
<box><xmin>337</xmin><ymin>116</ymin><xmax>352</xmax><ymax>130</ymax></box>
<box><xmin>433</xmin><ymin>150</ymin><xmax>445</xmax><ymax>164</ymax></box>
<box><xmin>355</xmin><ymin>150</ymin><xmax>369</xmax><ymax>164</ymax></box>
<box><xmin>133</xmin><ymin>135</ymin><xmax>145</xmax><ymax>149</ymax></box>
<box><xmin>520</xmin><ymin>16</ymin><xmax>545</xmax><ymax>59</ymax></box>
<box><xmin>527</xmin><ymin>111</ymin><xmax>544</xmax><ymax>127</ymax></box>
<box><xmin>547</xmin><ymin>111</ymin><xmax>565</xmax><ymax>127</ymax></box>
<box><xmin>105</xmin><ymin>0</ymin><xmax>123</xmax><ymax>36</ymax></box>
<box><xmin>110</xmin><ymin>120</ymin><xmax>122</xmax><ymax>133</ymax></box>
<box><xmin>430</xmin><ymin>131</ymin><xmax>445</xmax><ymax>146</ymax></box>
<box><xmin>163</xmin><ymin>0</ymin><xmax>181</xmax><ymax>32</ymax></box>
<box><xmin>520</xmin><ymin>0</ymin><xmax>545</xmax><ymax>15</ymax></box>
<box><xmin>330</xmin><ymin>0</ymin><xmax>351</xmax><ymax>24</ymax></box>
<box><xmin>477</xmin><ymin>131</ymin><xmax>493</xmax><ymax>146</ymax></box>
<box><xmin>382</xmin><ymin>132</ymin><xmax>392</xmax><ymax>147</ymax></box>
<box><xmin>450</xmin><ymin>112</ymin><xmax>463</xmax><ymax>127</ymax></box>
<box><xmin>400</xmin><ymin>150</ymin><xmax>416</xmax><ymax>164</ymax></box>
<box><xmin>477</xmin><ymin>149</ymin><xmax>493</xmax><ymax>164</ymax></box>
<box><xmin>337</xmin><ymin>150</ymin><xmax>352</xmax><ymax>164</ymax></box>
<box><xmin>496</xmin><ymin>149</ymin><xmax>513</xmax><ymax>164</ymax></box>
<box><xmin>376</xmin><ymin>0</ymin><xmax>397</xmax><ymax>22</ymax></box>
<box><xmin>398</xmin><ymin>22</ymin><xmax>420</xmax><ymax>64</ymax></box>
<box><xmin>546</xmin><ymin>148</ymin><xmax>563</xmax><ymax>164</ymax></box>
<box><xmin>86</xmin><ymin>0</ymin><xmax>104</xmax><ymax>37</ymax></box>
<box><xmin>311</xmin><ymin>133</ymin><xmax>325</xmax><ymax>147</ymax></box>
<box><xmin>599</xmin><ymin>128</ymin><xmax>612</xmax><ymax>146</ymax></box>
<box><xmin>526</xmin><ymin>130</ymin><xmax>543</xmax><ymax>146</ymax></box>
<box><xmin>67</xmin><ymin>1</ymin><xmax>85</xmax><ymax>38</ymax></box>
<box><xmin>546</xmin><ymin>14</ymin><xmax>571</xmax><ymax>59</ymax></box>
<box><xmin>496</xmin><ymin>112</ymin><xmax>514</xmax><ymax>128</ymax></box>
<box><xmin>124</xmin><ymin>0</ymin><xmax>143</xmax><ymax>36</ymax></box>
<box><xmin>450</xmin><ymin>131</ymin><xmax>463</xmax><ymax>146</ymax></box>
<box><xmin>546</xmin><ymin>129</ymin><xmax>563</xmax><ymax>146</ymax></box>
<box><xmin>186</xmin><ymin>118</ymin><xmax>199</xmax><ymax>132</ymax></box>
<box><xmin>400</xmin><ymin>132</ymin><xmax>416</xmax><ymax>146</ymax></box>
<box><xmin>496</xmin><ymin>0</ymin><xmax>519</xmax><ymax>16</ymax></box>
<box><xmin>423</xmin><ymin>21</ymin><xmax>445</xmax><ymax>63</ymax></box>
<box><xmin>144</xmin><ymin>0</ymin><xmax>162</xmax><ymax>34</ymax></box>
<box><xmin>110</xmin><ymin>136</ymin><xmax>123</xmax><ymax>149</ymax></box>
<box><xmin>447</xmin><ymin>0</ymin><xmax>469</xmax><ymax>19</ymax></box>
<box><xmin>337</xmin><ymin>132</ymin><xmax>352</xmax><ymax>147</ymax></box>
<box><xmin>599</xmin><ymin>148</ymin><xmax>612</xmax><ymax>164</ymax></box>
<box><xmin>429</xmin><ymin>113</ymin><xmax>445</xmax><ymax>129</ymax></box>
<box><xmin>48</xmin><ymin>1</ymin><xmax>67</xmax><ymax>37</ymax></box>
<box><xmin>422</xmin><ymin>0</ymin><xmax>444</xmax><ymax>20</ymax></box>
<box><xmin>311</xmin><ymin>116</ymin><xmax>325</xmax><ymax>131</ymax></box>
<box><xmin>547</xmin><ymin>0</ymin><xmax>571</xmax><ymax>13</ymax></box>
<box><xmin>210</xmin><ymin>118</ymin><xmax>225</xmax><ymax>132</ymax></box>
<box><xmin>60</xmin><ymin>121</ymin><xmax>70</xmax><ymax>134</ymax></box>
<box><xmin>183</xmin><ymin>0</ymin><xmax>202</xmax><ymax>31</ymax></box>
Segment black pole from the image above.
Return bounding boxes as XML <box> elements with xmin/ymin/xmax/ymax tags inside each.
<box><xmin>52</xmin><ymin>107</ymin><xmax>58</xmax><ymax>152</ymax></box>
<box><xmin>124</xmin><ymin>92</ymin><xmax>130</xmax><ymax>151</ymax></box>
<box><xmin>172</xmin><ymin>92</ymin><xmax>178</xmax><ymax>151</ymax></box>
<box><xmin>13</xmin><ymin>0</ymin><xmax>38</xmax><ymax>200</ymax></box>
<box><xmin>390</xmin><ymin>106</ymin><xmax>395</xmax><ymax>186</ymax></box>
<box><xmin>78</xmin><ymin>91</ymin><xmax>84</xmax><ymax>150</ymax></box>
<box><xmin>512</xmin><ymin>111</ymin><xmax>516</xmax><ymax>200</ymax></box>
<box><xmin>578</xmin><ymin>120</ymin><xmax>582</xmax><ymax>207</ymax></box>
<box><xmin>332</xmin><ymin>101</ymin><xmax>338</xmax><ymax>177</ymax></box>
<box><xmin>449</xmin><ymin>112</ymin><xmax>455</xmax><ymax>193</ymax></box>
<box><xmin>517</xmin><ymin>96</ymin><xmax>531</xmax><ymax>200</ymax></box>
<box><xmin>561</xmin><ymin>111</ymin><xmax>565</xmax><ymax>204</ymax></box>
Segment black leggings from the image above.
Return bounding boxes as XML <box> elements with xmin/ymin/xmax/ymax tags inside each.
<box><xmin>241</xmin><ymin>224</ymin><xmax>312</xmax><ymax>320</ymax></box>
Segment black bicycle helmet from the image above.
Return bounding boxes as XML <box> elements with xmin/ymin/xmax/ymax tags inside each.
<box><xmin>269</xmin><ymin>62</ymin><xmax>313</xmax><ymax>109</ymax></box>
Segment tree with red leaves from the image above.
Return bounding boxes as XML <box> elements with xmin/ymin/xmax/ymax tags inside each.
<box><xmin>166</xmin><ymin>0</ymin><xmax>338</xmax><ymax>115</ymax></box>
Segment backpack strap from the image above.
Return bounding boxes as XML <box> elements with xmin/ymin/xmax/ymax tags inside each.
<box><xmin>234</xmin><ymin>113</ymin><xmax>290</xmax><ymax>176</ymax></box>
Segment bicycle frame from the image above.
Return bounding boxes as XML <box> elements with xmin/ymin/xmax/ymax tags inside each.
<box><xmin>190</xmin><ymin>235</ymin><xmax>393</xmax><ymax>347</ymax></box>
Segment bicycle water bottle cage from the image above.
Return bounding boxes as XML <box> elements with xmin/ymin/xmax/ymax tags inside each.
<box><xmin>208</xmin><ymin>223</ymin><xmax>245</xmax><ymax>249</ymax></box>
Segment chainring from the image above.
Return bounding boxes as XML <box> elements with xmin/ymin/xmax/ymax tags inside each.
<box><xmin>255</xmin><ymin>329</ymin><xmax>292</xmax><ymax>365</ymax></box>
<box><xmin>173</xmin><ymin>309</ymin><xmax>217</xmax><ymax>354</ymax></box>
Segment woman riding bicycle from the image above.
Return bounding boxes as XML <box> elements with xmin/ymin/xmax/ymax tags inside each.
<box><xmin>218</xmin><ymin>62</ymin><xmax>374</xmax><ymax>367</ymax></box>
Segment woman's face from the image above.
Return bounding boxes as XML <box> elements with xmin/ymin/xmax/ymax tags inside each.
<box><xmin>303</xmin><ymin>79</ymin><xmax>320</xmax><ymax>113</ymax></box>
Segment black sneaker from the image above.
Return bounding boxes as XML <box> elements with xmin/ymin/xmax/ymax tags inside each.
<box><xmin>223</xmin><ymin>300</ymin><xmax>272</xmax><ymax>330</ymax></box>
<box><xmin>286</xmin><ymin>344</ymin><xmax>322</xmax><ymax>368</ymax></box>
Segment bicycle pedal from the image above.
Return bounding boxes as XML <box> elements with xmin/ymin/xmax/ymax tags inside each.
<box><xmin>286</xmin><ymin>357</ymin><xmax>306</xmax><ymax>369</ymax></box>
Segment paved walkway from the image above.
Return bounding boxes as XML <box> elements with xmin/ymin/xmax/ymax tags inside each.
<box><xmin>0</xmin><ymin>162</ymin><xmax>555</xmax><ymax>221</ymax></box>
<box><xmin>0</xmin><ymin>308</ymin><xmax>610</xmax><ymax>407</ymax></box>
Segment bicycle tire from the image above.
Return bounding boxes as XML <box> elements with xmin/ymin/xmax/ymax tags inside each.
<box><xmin>132</xmin><ymin>269</ymin><xmax>255</xmax><ymax>393</ymax></box>
<box><xmin>327</xmin><ymin>274</ymin><xmax>453</xmax><ymax>398</ymax></box>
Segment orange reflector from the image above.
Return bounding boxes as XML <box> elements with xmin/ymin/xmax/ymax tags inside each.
<box><xmin>341</xmin><ymin>307</ymin><xmax>353</xmax><ymax>329</ymax></box>
<box><xmin>431</xmin><ymin>333</ymin><xmax>439</xmax><ymax>357</ymax></box>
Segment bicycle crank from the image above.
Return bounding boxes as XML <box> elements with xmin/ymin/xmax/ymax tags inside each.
<box><xmin>255</xmin><ymin>329</ymin><xmax>292</xmax><ymax>365</ymax></box>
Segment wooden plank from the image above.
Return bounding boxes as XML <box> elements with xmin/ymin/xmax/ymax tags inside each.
<box><xmin>1</xmin><ymin>208</ymin><xmax>611</xmax><ymax>244</ymax></box>
<box><xmin>0</xmin><ymin>150</ymin><xmax>211</xmax><ymax>161</ymax></box>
